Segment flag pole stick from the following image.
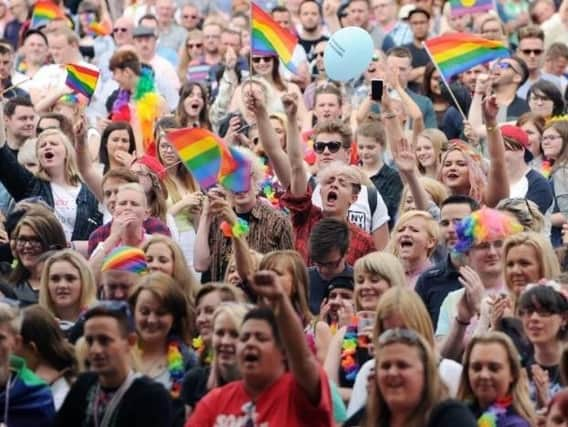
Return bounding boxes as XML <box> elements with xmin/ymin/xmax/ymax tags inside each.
<box><xmin>422</xmin><ymin>41</ymin><xmax>467</xmax><ymax>121</ymax></box>
<box><xmin>0</xmin><ymin>77</ymin><xmax>32</xmax><ymax>96</ymax></box>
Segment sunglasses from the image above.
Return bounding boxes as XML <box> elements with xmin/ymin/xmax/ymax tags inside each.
<box><xmin>187</xmin><ymin>42</ymin><xmax>203</xmax><ymax>49</ymax></box>
<box><xmin>521</xmin><ymin>48</ymin><xmax>543</xmax><ymax>56</ymax></box>
<box><xmin>113</xmin><ymin>27</ymin><xmax>129</xmax><ymax>33</ymax></box>
<box><xmin>252</xmin><ymin>56</ymin><xmax>273</xmax><ymax>63</ymax></box>
<box><xmin>183</xmin><ymin>14</ymin><xmax>198</xmax><ymax>19</ymax></box>
<box><xmin>377</xmin><ymin>328</ymin><xmax>421</xmax><ymax>346</ymax></box>
<box><xmin>313</xmin><ymin>140</ymin><xmax>342</xmax><ymax>154</ymax></box>
<box><xmin>313</xmin><ymin>51</ymin><xmax>325</xmax><ymax>58</ymax></box>
<box><xmin>493</xmin><ymin>61</ymin><xmax>521</xmax><ymax>75</ymax></box>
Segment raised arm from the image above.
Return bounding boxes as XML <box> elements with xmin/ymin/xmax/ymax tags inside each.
<box><xmin>467</xmin><ymin>73</ymin><xmax>490</xmax><ymax>139</ymax></box>
<box><xmin>75</xmin><ymin>113</ymin><xmax>104</xmax><ymax>202</ymax></box>
<box><xmin>250</xmin><ymin>270</ymin><xmax>324</xmax><ymax>404</ymax></box>
<box><xmin>193</xmin><ymin>192</ymin><xmax>214</xmax><ymax>273</ymax></box>
<box><xmin>392</xmin><ymin>137</ymin><xmax>430</xmax><ymax>212</ymax></box>
<box><xmin>322</xmin><ymin>0</ymin><xmax>341</xmax><ymax>34</ymax></box>
<box><xmin>282</xmin><ymin>93</ymin><xmax>309</xmax><ymax>196</ymax></box>
<box><xmin>482</xmin><ymin>95</ymin><xmax>509</xmax><ymax>207</ymax></box>
<box><xmin>245</xmin><ymin>84</ymin><xmax>292</xmax><ymax>188</ymax></box>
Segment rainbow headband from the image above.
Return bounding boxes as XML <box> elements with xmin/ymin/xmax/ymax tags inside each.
<box><xmin>101</xmin><ymin>246</ymin><xmax>148</xmax><ymax>275</ymax></box>
<box><xmin>453</xmin><ymin>207</ymin><xmax>523</xmax><ymax>254</ymax></box>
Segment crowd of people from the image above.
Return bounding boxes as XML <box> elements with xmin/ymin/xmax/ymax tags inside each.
<box><xmin>0</xmin><ymin>0</ymin><xmax>565</xmax><ymax>425</ymax></box>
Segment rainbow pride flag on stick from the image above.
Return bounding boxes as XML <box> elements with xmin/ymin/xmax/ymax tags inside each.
<box><xmin>449</xmin><ymin>0</ymin><xmax>493</xmax><ymax>17</ymax></box>
<box><xmin>31</xmin><ymin>0</ymin><xmax>65</xmax><ymax>29</ymax></box>
<box><xmin>251</xmin><ymin>2</ymin><xmax>298</xmax><ymax>73</ymax></box>
<box><xmin>423</xmin><ymin>33</ymin><xmax>510</xmax><ymax>81</ymax></box>
<box><xmin>65</xmin><ymin>64</ymin><xmax>100</xmax><ymax>99</ymax></box>
<box><xmin>220</xmin><ymin>146</ymin><xmax>252</xmax><ymax>193</ymax></box>
<box><xmin>166</xmin><ymin>128</ymin><xmax>238</xmax><ymax>190</ymax></box>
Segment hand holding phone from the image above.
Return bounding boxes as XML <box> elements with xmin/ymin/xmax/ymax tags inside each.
<box><xmin>371</xmin><ymin>79</ymin><xmax>383</xmax><ymax>102</ymax></box>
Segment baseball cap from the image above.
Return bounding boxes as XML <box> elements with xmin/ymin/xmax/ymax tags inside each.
<box><xmin>501</xmin><ymin>124</ymin><xmax>533</xmax><ymax>163</ymax></box>
<box><xmin>132</xmin><ymin>25</ymin><xmax>156</xmax><ymax>38</ymax></box>
<box><xmin>324</xmin><ymin>270</ymin><xmax>354</xmax><ymax>299</ymax></box>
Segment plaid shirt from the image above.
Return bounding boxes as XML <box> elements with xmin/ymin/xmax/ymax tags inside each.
<box><xmin>207</xmin><ymin>200</ymin><xmax>294</xmax><ymax>281</ymax></box>
<box><xmin>281</xmin><ymin>189</ymin><xmax>375</xmax><ymax>266</ymax></box>
<box><xmin>87</xmin><ymin>217</ymin><xmax>171</xmax><ymax>256</ymax></box>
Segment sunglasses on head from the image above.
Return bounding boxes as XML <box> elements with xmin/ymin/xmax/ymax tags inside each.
<box><xmin>252</xmin><ymin>56</ymin><xmax>273</xmax><ymax>63</ymax></box>
<box><xmin>313</xmin><ymin>140</ymin><xmax>342</xmax><ymax>154</ymax></box>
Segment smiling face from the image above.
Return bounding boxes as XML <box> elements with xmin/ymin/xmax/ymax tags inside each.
<box><xmin>542</xmin><ymin>127</ymin><xmax>564</xmax><ymax>160</ymax></box>
<box><xmin>212</xmin><ymin>312</ymin><xmax>239</xmax><ymax>367</ymax></box>
<box><xmin>47</xmin><ymin>260</ymin><xmax>82</xmax><ymax>313</ymax></box>
<box><xmin>237</xmin><ymin>318</ymin><xmax>284</xmax><ymax>386</ymax></box>
<box><xmin>23</xmin><ymin>33</ymin><xmax>48</xmax><ymax>65</ymax></box>
<box><xmin>376</xmin><ymin>343</ymin><xmax>425</xmax><ymax>413</ymax></box>
<box><xmin>251</xmin><ymin>55</ymin><xmax>274</xmax><ymax>77</ymax></box>
<box><xmin>134</xmin><ymin>289</ymin><xmax>174</xmax><ymax>344</ymax></box>
<box><xmin>505</xmin><ymin>244</ymin><xmax>542</xmax><ymax>297</ymax></box>
<box><xmin>394</xmin><ymin>216</ymin><xmax>435</xmax><ymax>264</ymax></box>
<box><xmin>416</xmin><ymin>136</ymin><xmax>436</xmax><ymax>169</ymax></box>
<box><xmin>355</xmin><ymin>271</ymin><xmax>391</xmax><ymax>311</ymax></box>
<box><xmin>6</xmin><ymin>105</ymin><xmax>36</xmax><ymax>141</ymax></box>
<box><xmin>145</xmin><ymin>242</ymin><xmax>174</xmax><ymax>277</ymax></box>
<box><xmin>468</xmin><ymin>342</ymin><xmax>513</xmax><ymax>408</ymax></box>
<box><xmin>196</xmin><ymin>291</ymin><xmax>222</xmax><ymax>343</ymax></box>
<box><xmin>37</xmin><ymin>134</ymin><xmax>66</xmax><ymax>171</ymax></box>
<box><xmin>14</xmin><ymin>225</ymin><xmax>43</xmax><ymax>270</ymax></box>
<box><xmin>441</xmin><ymin>150</ymin><xmax>470</xmax><ymax>194</ymax></box>
<box><xmin>183</xmin><ymin>85</ymin><xmax>205</xmax><ymax>119</ymax></box>
<box><xmin>520</xmin><ymin>303</ymin><xmax>565</xmax><ymax>346</ymax></box>
<box><xmin>467</xmin><ymin>239</ymin><xmax>504</xmax><ymax>278</ymax></box>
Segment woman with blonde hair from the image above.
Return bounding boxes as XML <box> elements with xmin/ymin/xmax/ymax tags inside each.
<box><xmin>325</xmin><ymin>252</ymin><xmax>405</xmax><ymax>402</ymax></box>
<box><xmin>178</xmin><ymin>29</ymin><xmax>205</xmax><ymax>83</ymax></box>
<box><xmin>458</xmin><ymin>332</ymin><xmax>536</xmax><ymax>426</ymax></box>
<box><xmin>347</xmin><ymin>287</ymin><xmax>464</xmax><ymax>420</ymax></box>
<box><xmin>142</xmin><ymin>235</ymin><xmax>200</xmax><ymax>302</ymax></box>
<box><xmin>497</xmin><ymin>198</ymin><xmax>546</xmax><ymax>233</ymax></box>
<box><xmin>398</xmin><ymin>176</ymin><xmax>449</xmax><ymax>220</ymax></box>
<box><xmin>0</xmin><ymin>128</ymin><xmax>103</xmax><ymax>244</ymax></box>
<box><xmin>350</xmin><ymin>328</ymin><xmax>475</xmax><ymax>427</ymax></box>
<box><xmin>388</xmin><ymin>210</ymin><xmax>440</xmax><ymax>289</ymax></box>
<box><xmin>181</xmin><ymin>303</ymin><xmax>248</xmax><ymax>416</ymax></box>
<box><xmin>39</xmin><ymin>249</ymin><xmax>97</xmax><ymax>332</ymax></box>
<box><xmin>416</xmin><ymin>128</ymin><xmax>447</xmax><ymax>177</ymax></box>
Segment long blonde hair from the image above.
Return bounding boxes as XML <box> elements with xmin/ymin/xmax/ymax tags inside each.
<box><xmin>457</xmin><ymin>332</ymin><xmax>536</xmax><ymax>425</ymax></box>
<box><xmin>39</xmin><ymin>249</ymin><xmax>97</xmax><ymax>317</ymax></box>
<box><xmin>36</xmin><ymin>129</ymin><xmax>81</xmax><ymax>186</ymax></box>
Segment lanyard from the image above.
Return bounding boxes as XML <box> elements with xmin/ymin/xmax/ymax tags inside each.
<box><xmin>93</xmin><ymin>371</ymin><xmax>139</xmax><ymax>427</ymax></box>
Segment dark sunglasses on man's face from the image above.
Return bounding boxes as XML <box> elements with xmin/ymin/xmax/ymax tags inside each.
<box><xmin>113</xmin><ymin>27</ymin><xmax>129</xmax><ymax>34</ymax></box>
<box><xmin>313</xmin><ymin>140</ymin><xmax>342</xmax><ymax>154</ymax></box>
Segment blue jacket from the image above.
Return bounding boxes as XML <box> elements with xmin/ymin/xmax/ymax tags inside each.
<box><xmin>0</xmin><ymin>144</ymin><xmax>102</xmax><ymax>241</ymax></box>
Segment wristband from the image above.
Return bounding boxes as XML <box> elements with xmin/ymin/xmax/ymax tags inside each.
<box><xmin>220</xmin><ymin>218</ymin><xmax>250</xmax><ymax>238</ymax></box>
<box><xmin>455</xmin><ymin>316</ymin><xmax>471</xmax><ymax>326</ymax></box>
<box><xmin>486</xmin><ymin>124</ymin><xmax>498</xmax><ymax>132</ymax></box>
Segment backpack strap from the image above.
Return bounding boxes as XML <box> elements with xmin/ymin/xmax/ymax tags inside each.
<box><xmin>367</xmin><ymin>185</ymin><xmax>377</xmax><ymax>217</ymax></box>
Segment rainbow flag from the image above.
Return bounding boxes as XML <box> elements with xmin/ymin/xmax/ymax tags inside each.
<box><xmin>30</xmin><ymin>0</ymin><xmax>65</xmax><ymax>29</ymax></box>
<box><xmin>220</xmin><ymin>146</ymin><xmax>252</xmax><ymax>193</ymax></box>
<box><xmin>166</xmin><ymin>128</ymin><xmax>237</xmax><ymax>190</ymax></box>
<box><xmin>65</xmin><ymin>64</ymin><xmax>100</xmax><ymax>99</ymax></box>
<box><xmin>449</xmin><ymin>0</ymin><xmax>493</xmax><ymax>16</ymax></box>
<box><xmin>423</xmin><ymin>33</ymin><xmax>510</xmax><ymax>81</ymax></box>
<box><xmin>88</xmin><ymin>21</ymin><xmax>112</xmax><ymax>36</ymax></box>
<box><xmin>251</xmin><ymin>2</ymin><xmax>298</xmax><ymax>73</ymax></box>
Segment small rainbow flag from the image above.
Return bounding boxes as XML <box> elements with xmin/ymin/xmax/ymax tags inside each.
<box><xmin>252</xmin><ymin>2</ymin><xmax>298</xmax><ymax>73</ymax></box>
<box><xmin>30</xmin><ymin>0</ymin><xmax>65</xmax><ymax>29</ymax></box>
<box><xmin>65</xmin><ymin>64</ymin><xmax>100</xmax><ymax>99</ymax></box>
<box><xmin>220</xmin><ymin>146</ymin><xmax>252</xmax><ymax>193</ymax></box>
<box><xmin>88</xmin><ymin>21</ymin><xmax>112</xmax><ymax>36</ymax></box>
<box><xmin>423</xmin><ymin>33</ymin><xmax>510</xmax><ymax>81</ymax></box>
<box><xmin>166</xmin><ymin>128</ymin><xmax>237</xmax><ymax>190</ymax></box>
<box><xmin>449</xmin><ymin>0</ymin><xmax>493</xmax><ymax>17</ymax></box>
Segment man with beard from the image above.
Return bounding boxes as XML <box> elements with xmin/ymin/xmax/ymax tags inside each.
<box><xmin>402</xmin><ymin>8</ymin><xmax>431</xmax><ymax>93</ymax></box>
<box><xmin>298</xmin><ymin>0</ymin><xmax>328</xmax><ymax>59</ymax></box>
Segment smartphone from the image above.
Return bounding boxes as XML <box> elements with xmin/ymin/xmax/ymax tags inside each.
<box><xmin>358</xmin><ymin>311</ymin><xmax>376</xmax><ymax>331</ymax></box>
<box><xmin>371</xmin><ymin>79</ymin><xmax>383</xmax><ymax>102</ymax></box>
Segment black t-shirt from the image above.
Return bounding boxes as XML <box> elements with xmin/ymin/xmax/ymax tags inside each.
<box><xmin>55</xmin><ymin>373</ymin><xmax>173</xmax><ymax>427</ymax></box>
<box><xmin>299</xmin><ymin>35</ymin><xmax>329</xmax><ymax>60</ymax></box>
<box><xmin>308</xmin><ymin>265</ymin><xmax>353</xmax><ymax>315</ymax></box>
<box><xmin>181</xmin><ymin>366</ymin><xmax>211</xmax><ymax>410</ymax></box>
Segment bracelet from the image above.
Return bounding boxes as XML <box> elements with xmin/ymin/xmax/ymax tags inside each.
<box><xmin>220</xmin><ymin>218</ymin><xmax>250</xmax><ymax>238</ymax></box>
<box><xmin>382</xmin><ymin>112</ymin><xmax>397</xmax><ymax>120</ymax></box>
<box><xmin>455</xmin><ymin>316</ymin><xmax>471</xmax><ymax>326</ymax></box>
<box><xmin>486</xmin><ymin>124</ymin><xmax>498</xmax><ymax>132</ymax></box>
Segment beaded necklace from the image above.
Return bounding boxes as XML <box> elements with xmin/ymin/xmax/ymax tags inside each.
<box><xmin>340</xmin><ymin>317</ymin><xmax>360</xmax><ymax>382</ymax></box>
<box><xmin>477</xmin><ymin>396</ymin><xmax>513</xmax><ymax>427</ymax></box>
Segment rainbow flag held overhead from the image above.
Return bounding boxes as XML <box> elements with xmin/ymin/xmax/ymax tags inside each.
<box><xmin>65</xmin><ymin>64</ymin><xmax>100</xmax><ymax>99</ymax></box>
<box><xmin>220</xmin><ymin>146</ymin><xmax>252</xmax><ymax>193</ymax></box>
<box><xmin>423</xmin><ymin>33</ymin><xmax>510</xmax><ymax>81</ymax></box>
<box><xmin>31</xmin><ymin>0</ymin><xmax>65</xmax><ymax>29</ymax></box>
<box><xmin>166</xmin><ymin>128</ymin><xmax>237</xmax><ymax>190</ymax></box>
<box><xmin>449</xmin><ymin>0</ymin><xmax>493</xmax><ymax>17</ymax></box>
<box><xmin>251</xmin><ymin>2</ymin><xmax>298</xmax><ymax>73</ymax></box>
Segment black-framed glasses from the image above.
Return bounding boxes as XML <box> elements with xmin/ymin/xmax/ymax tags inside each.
<box><xmin>521</xmin><ymin>49</ymin><xmax>543</xmax><ymax>56</ymax></box>
<box><xmin>15</xmin><ymin>236</ymin><xmax>43</xmax><ymax>250</ymax></box>
<box><xmin>472</xmin><ymin>239</ymin><xmax>504</xmax><ymax>251</ymax></box>
<box><xmin>313</xmin><ymin>140</ymin><xmax>342</xmax><ymax>154</ymax></box>
<box><xmin>252</xmin><ymin>56</ymin><xmax>273</xmax><ymax>64</ymax></box>
<box><xmin>313</xmin><ymin>257</ymin><xmax>343</xmax><ymax>269</ymax></box>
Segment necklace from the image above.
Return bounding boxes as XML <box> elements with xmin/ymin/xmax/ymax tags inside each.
<box><xmin>477</xmin><ymin>396</ymin><xmax>512</xmax><ymax>427</ymax></box>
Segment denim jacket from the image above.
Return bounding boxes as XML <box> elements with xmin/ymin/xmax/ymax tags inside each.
<box><xmin>0</xmin><ymin>145</ymin><xmax>102</xmax><ymax>241</ymax></box>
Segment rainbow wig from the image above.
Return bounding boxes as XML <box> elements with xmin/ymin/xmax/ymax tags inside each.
<box><xmin>439</xmin><ymin>140</ymin><xmax>487</xmax><ymax>203</ymax></box>
<box><xmin>101</xmin><ymin>246</ymin><xmax>148</xmax><ymax>275</ymax></box>
<box><xmin>453</xmin><ymin>207</ymin><xmax>523</xmax><ymax>254</ymax></box>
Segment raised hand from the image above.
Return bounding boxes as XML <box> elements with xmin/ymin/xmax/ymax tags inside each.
<box><xmin>392</xmin><ymin>137</ymin><xmax>417</xmax><ymax>174</ymax></box>
<box><xmin>458</xmin><ymin>266</ymin><xmax>484</xmax><ymax>317</ymax></box>
<box><xmin>281</xmin><ymin>92</ymin><xmax>298</xmax><ymax>118</ymax></box>
<box><xmin>249</xmin><ymin>270</ymin><xmax>286</xmax><ymax>305</ymax></box>
<box><xmin>224</xmin><ymin>46</ymin><xmax>237</xmax><ymax>70</ymax></box>
<box><xmin>243</xmin><ymin>84</ymin><xmax>266</xmax><ymax>115</ymax></box>
<box><xmin>482</xmin><ymin>94</ymin><xmax>499</xmax><ymax>125</ymax></box>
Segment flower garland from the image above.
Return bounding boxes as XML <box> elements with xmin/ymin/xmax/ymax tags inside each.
<box><xmin>541</xmin><ymin>159</ymin><xmax>553</xmax><ymax>179</ymax></box>
<box><xmin>110</xmin><ymin>68</ymin><xmax>160</xmax><ymax>153</ymax></box>
<box><xmin>477</xmin><ymin>396</ymin><xmax>513</xmax><ymax>427</ymax></box>
<box><xmin>220</xmin><ymin>218</ymin><xmax>250</xmax><ymax>238</ymax></box>
<box><xmin>192</xmin><ymin>336</ymin><xmax>212</xmax><ymax>365</ymax></box>
<box><xmin>340</xmin><ymin>316</ymin><xmax>360</xmax><ymax>382</ymax></box>
<box><xmin>167</xmin><ymin>339</ymin><xmax>185</xmax><ymax>399</ymax></box>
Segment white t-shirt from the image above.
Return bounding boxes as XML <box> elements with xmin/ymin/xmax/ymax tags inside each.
<box><xmin>312</xmin><ymin>184</ymin><xmax>390</xmax><ymax>233</ymax></box>
<box><xmin>51</xmin><ymin>183</ymin><xmax>81</xmax><ymax>241</ymax></box>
